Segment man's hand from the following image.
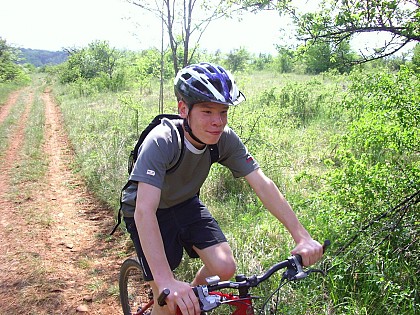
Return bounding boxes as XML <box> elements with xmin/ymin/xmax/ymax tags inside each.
<box><xmin>291</xmin><ymin>238</ymin><xmax>323</xmax><ymax>266</ymax></box>
<box><xmin>157</xmin><ymin>280</ymin><xmax>201</xmax><ymax>315</ymax></box>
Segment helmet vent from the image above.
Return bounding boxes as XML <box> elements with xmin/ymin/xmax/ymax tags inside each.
<box><xmin>182</xmin><ymin>73</ymin><xmax>192</xmax><ymax>80</ymax></box>
<box><xmin>192</xmin><ymin>81</ymin><xmax>208</xmax><ymax>94</ymax></box>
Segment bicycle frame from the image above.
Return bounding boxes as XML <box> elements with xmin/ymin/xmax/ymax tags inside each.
<box><xmin>209</xmin><ymin>292</ymin><xmax>254</xmax><ymax>315</ymax></box>
<box><xmin>135</xmin><ymin>292</ymin><xmax>254</xmax><ymax>315</ymax></box>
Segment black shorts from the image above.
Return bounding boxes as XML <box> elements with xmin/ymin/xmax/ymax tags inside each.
<box><xmin>124</xmin><ymin>195</ymin><xmax>227</xmax><ymax>281</ymax></box>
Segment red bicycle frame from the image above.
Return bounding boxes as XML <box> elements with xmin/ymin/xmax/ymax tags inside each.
<box><xmin>209</xmin><ymin>292</ymin><xmax>254</xmax><ymax>315</ymax></box>
<box><xmin>139</xmin><ymin>291</ymin><xmax>254</xmax><ymax>315</ymax></box>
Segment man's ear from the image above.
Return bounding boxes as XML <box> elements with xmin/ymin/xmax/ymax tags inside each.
<box><xmin>178</xmin><ymin>100</ymin><xmax>189</xmax><ymax>118</ymax></box>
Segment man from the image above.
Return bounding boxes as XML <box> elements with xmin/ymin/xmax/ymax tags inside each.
<box><xmin>122</xmin><ymin>62</ymin><xmax>323</xmax><ymax>315</ymax></box>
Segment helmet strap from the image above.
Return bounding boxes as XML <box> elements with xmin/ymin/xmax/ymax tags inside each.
<box><xmin>183</xmin><ymin>118</ymin><xmax>206</xmax><ymax>145</ymax></box>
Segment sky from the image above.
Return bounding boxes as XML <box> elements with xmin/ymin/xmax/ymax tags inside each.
<box><xmin>1</xmin><ymin>0</ymin><xmax>414</xmax><ymax>56</ymax></box>
<box><xmin>0</xmin><ymin>0</ymin><xmax>293</xmax><ymax>55</ymax></box>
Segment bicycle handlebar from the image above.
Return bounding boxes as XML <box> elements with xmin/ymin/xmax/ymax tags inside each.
<box><xmin>158</xmin><ymin>240</ymin><xmax>330</xmax><ymax>309</ymax></box>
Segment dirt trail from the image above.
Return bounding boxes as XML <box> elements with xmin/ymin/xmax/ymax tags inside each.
<box><xmin>0</xmin><ymin>86</ymin><xmax>128</xmax><ymax>314</ymax></box>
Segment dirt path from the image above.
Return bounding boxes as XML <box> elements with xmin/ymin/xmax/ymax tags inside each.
<box><xmin>0</xmin><ymin>86</ymin><xmax>127</xmax><ymax>314</ymax></box>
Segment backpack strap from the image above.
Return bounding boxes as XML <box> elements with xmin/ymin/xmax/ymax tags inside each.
<box><xmin>167</xmin><ymin>119</ymin><xmax>185</xmax><ymax>173</ymax></box>
<box><xmin>111</xmin><ymin>118</ymin><xmax>185</xmax><ymax>235</ymax></box>
<box><xmin>110</xmin><ymin>180</ymin><xmax>132</xmax><ymax>235</ymax></box>
<box><xmin>208</xmin><ymin>144</ymin><xmax>219</xmax><ymax>164</ymax></box>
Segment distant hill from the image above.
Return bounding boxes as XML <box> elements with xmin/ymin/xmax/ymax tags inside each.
<box><xmin>18</xmin><ymin>48</ymin><xmax>68</xmax><ymax>67</ymax></box>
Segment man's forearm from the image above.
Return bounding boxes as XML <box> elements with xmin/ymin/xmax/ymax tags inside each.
<box><xmin>246</xmin><ymin>169</ymin><xmax>313</xmax><ymax>244</ymax></box>
<box><xmin>135</xmin><ymin>210</ymin><xmax>175</xmax><ymax>284</ymax></box>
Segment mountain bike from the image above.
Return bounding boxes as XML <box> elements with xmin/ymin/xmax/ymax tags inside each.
<box><xmin>119</xmin><ymin>240</ymin><xmax>330</xmax><ymax>315</ymax></box>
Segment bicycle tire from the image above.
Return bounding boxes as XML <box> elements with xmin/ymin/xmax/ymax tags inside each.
<box><xmin>119</xmin><ymin>257</ymin><xmax>153</xmax><ymax>315</ymax></box>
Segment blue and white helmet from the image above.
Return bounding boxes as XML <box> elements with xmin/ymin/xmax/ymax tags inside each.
<box><xmin>174</xmin><ymin>62</ymin><xmax>245</xmax><ymax>106</ymax></box>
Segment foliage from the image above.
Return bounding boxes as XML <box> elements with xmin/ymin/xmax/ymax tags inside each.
<box><xmin>288</xmin><ymin>0</ymin><xmax>420</xmax><ymax>64</ymax></box>
<box><xmin>250</xmin><ymin>53</ymin><xmax>274</xmax><ymax>71</ymax></box>
<box><xmin>125</xmin><ymin>48</ymin><xmax>174</xmax><ymax>94</ymax></box>
<box><xmin>296</xmin><ymin>40</ymin><xmax>356</xmax><ymax>74</ymax></box>
<box><xmin>224</xmin><ymin>47</ymin><xmax>251</xmax><ymax>72</ymax></box>
<box><xmin>0</xmin><ymin>37</ymin><xmax>30</xmax><ymax>83</ymax></box>
<box><xmin>128</xmin><ymin>0</ymin><xmax>245</xmax><ymax>73</ymax></box>
<box><xmin>273</xmin><ymin>45</ymin><xmax>294</xmax><ymax>73</ymax></box>
<box><xmin>18</xmin><ymin>48</ymin><xmax>68</xmax><ymax>67</ymax></box>
<box><xmin>58</xmin><ymin>40</ymin><xmax>127</xmax><ymax>93</ymax></box>
<box><xmin>412</xmin><ymin>42</ymin><xmax>420</xmax><ymax>71</ymax></box>
<box><xmin>312</xmin><ymin>66</ymin><xmax>419</xmax><ymax>313</ymax></box>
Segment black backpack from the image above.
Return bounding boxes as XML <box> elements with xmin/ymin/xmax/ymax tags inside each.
<box><xmin>111</xmin><ymin>113</ymin><xmax>219</xmax><ymax>235</ymax></box>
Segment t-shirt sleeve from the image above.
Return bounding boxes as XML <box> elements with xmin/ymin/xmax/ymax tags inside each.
<box><xmin>218</xmin><ymin>127</ymin><xmax>259</xmax><ymax>178</ymax></box>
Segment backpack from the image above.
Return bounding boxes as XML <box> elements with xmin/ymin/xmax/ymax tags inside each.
<box><xmin>110</xmin><ymin>113</ymin><xmax>219</xmax><ymax>235</ymax></box>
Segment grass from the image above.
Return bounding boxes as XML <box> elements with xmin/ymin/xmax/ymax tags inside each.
<box><xmin>14</xmin><ymin>80</ymin><xmax>47</xmax><ymax>182</ymax></box>
<box><xmin>51</xmin><ymin>71</ymin><xmax>342</xmax><ymax>313</ymax></box>
<box><xmin>0</xmin><ymin>81</ymin><xmax>26</xmax><ymax>105</ymax></box>
<box><xmin>0</xmin><ymin>89</ymin><xmax>27</xmax><ymax>159</ymax></box>
<box><xmin>46</xmin><ymin>68</ymin><xmax>419</xmax><ymax>314</ymax></box>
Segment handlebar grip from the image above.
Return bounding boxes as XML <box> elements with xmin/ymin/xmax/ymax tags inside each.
<box><xmin>157</xmin><ymin>288</ymin><xmax>170</xmax><ymax>306</ymax></box>
<box><xmin>323</xmin><ymin>240</ymin><xmax>331</xmax><ymax>253</ymax></box>
<box><xmin>295</xmin><ymin>240</ymin><xmax>331</xmax><ymax>264</ymax></box>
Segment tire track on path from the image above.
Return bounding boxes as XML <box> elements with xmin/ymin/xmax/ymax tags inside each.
<box><xmin>0</xmin><ymin>86</ymin><xmax>124</xmax><ymax>314</ymax></box>
<box><xmin>39</xmin><ymin>88</ymin><xmax>122</xmax><ymax>314</ymax></box>
<box><xmin>0</xmin><ymin>89</ymin><xmax>20</xmax><ymax>124</ymax></box>
<box><xmin>0</xmin><ymin>89</ymin><xmax>35</xmax><ymax>313</ymax></box>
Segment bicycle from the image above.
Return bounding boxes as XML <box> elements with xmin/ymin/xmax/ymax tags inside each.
<box><xmin>119</xmin><ymin>240</ymin><xmax>330</xmax><ymax>315</ymax></box>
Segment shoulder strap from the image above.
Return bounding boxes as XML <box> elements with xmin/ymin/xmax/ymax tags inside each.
<box><xmin>208</xmin><ymin>144</ymin><xmax>219</xmax><ymax>164</ymax></box>
<box><xmin>112</xmin><ymin>116</ymin><xmax>185</xmax><ymax>235</ymax></box>
<box><xmin>167</xmin><ymin>120</ymin><xmax>185</xmax><ymax>173</ymax></box>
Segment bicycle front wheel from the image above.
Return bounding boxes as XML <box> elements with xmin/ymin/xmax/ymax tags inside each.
<box><xmin>119</xmin><ymin>257</ymin><xmax>153</xmax><ymax>315</ymax></box>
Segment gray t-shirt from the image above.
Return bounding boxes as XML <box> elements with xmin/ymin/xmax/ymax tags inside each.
<box><xmin>121</xmin><ymin>118</ymin><xmax>259</xmax><ymax>216</ymax></box>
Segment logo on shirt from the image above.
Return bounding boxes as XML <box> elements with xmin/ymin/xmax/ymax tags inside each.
<box><xmin>246</xmin><ymin>155</ymin><xmax>254</xmax><ymax>163</ymax></box>
<box><xmin>146</xmin><ymin>169</ymin><xmax>156</xmax><ymax>176</ymax></box>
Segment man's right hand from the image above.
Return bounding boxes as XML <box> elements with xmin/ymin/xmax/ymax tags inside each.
<box><xmin>156</xmin><ymin>279</ymin><xmax>201</xmax><ymax>315</ymax></box>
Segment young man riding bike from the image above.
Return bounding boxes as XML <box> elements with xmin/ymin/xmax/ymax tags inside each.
<box><xmin>122</xmin><ymin>62</ymin><xmax>323</xmax><ymax>315</ymax></box>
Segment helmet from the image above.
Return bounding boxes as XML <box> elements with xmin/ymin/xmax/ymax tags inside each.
<box><xmin>174</xmin><ymin>62</ymin><xmax>245</xmax><ymax>106</ymax></box>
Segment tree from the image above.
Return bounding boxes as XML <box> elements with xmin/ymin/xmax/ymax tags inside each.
<box><xmin>0</xmin><ymin>37</ymin><xmax>29</xmax><ymax>83</ymax></box>
<box><xmin>297</xmin><ymin>39</ymin><xmax>356</xmax><ymax>73</ymax></box>
<box><xmin>412</xmin><ymin>43</ymin><xmax>420</xmax><ymax>71</ymax></box>
<box><xmin>127</xmin><ymin>0</ymin><xmax>244</xmax><ymax>74</ymax></box>
<box><xmin>60</xmin><ymin>41</ymin><xmax>126</xmax><ymax>91</ymax></box>
<box><xmin>274</xmin><ymin>45</ymin><xmax>294</xmax><ymax>73</ymax></box>
<box><xmin>225</xmin><ymin>47</ymin><xmax>251</xmax><ymax>72</ymax></box>
<box><xmin>288</xmin><ymin>0</ymin><xmax>420</xmax><ymax>64</ymax></box>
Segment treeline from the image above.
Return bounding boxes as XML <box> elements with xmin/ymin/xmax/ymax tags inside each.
<box><xmin>2</xmin><ymin>35</ymin><xmax>419</xmax><ymax>90</ymax></box>
<box><xmin>18</xmin><ymin>48</ymin><xmax>68</xmax><ymax>67</ymax></box>
<box><xmin>43</xmin><ymin>39</ymin><xmax>420</xmax><ymax>97</ymax></box>
<box><xmin>0</xmin><ymin>37</ymin><xmax>30</xmax><ymax>83</ymax></box>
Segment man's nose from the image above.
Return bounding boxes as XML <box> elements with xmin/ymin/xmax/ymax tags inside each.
<box><xmin>212</xmin><ymin>113</ymin><xmax>223</xmax><ymax>125</ymax></box>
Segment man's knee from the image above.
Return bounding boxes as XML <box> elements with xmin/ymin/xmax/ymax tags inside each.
<box><xmin>195</xmin><ymin>243</ymin><xmax>237</xmax><ymax>280</ymax></box>
<box><xmin>209</xmin><ymin>255</ymin><xmax>236</xmax><ymax>280</ymax></box>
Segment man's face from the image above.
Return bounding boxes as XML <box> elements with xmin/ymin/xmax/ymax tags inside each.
<box><xmin>181</xmin><ymin>101</ymin><xmax>229</xmax><ymax>146</ymax></box>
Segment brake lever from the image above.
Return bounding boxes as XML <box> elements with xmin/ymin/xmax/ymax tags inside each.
<box><xmin>283</xmin><ymin>259</ymin><xmax>327</xmax><ymax>281</ymax></box>
<box><xmin>290</xmin><ymin>255</ymin><xmax>308</xmax><ymax>280</ymax></box>
<box><xmin>283</xmin><ymin>255</ymin><xmax>308</xmax><ymax>281</ymax></box>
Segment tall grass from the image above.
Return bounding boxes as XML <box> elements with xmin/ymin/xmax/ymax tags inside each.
<box><xmin>49</xmin><ymin>67</ymin><xmax>418</xmax><ymax>314</ymax></box>
<box><xmin>52</xmin><ymin>70</ymin><xmax>345</xmax><ymax>313</ymax></box>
